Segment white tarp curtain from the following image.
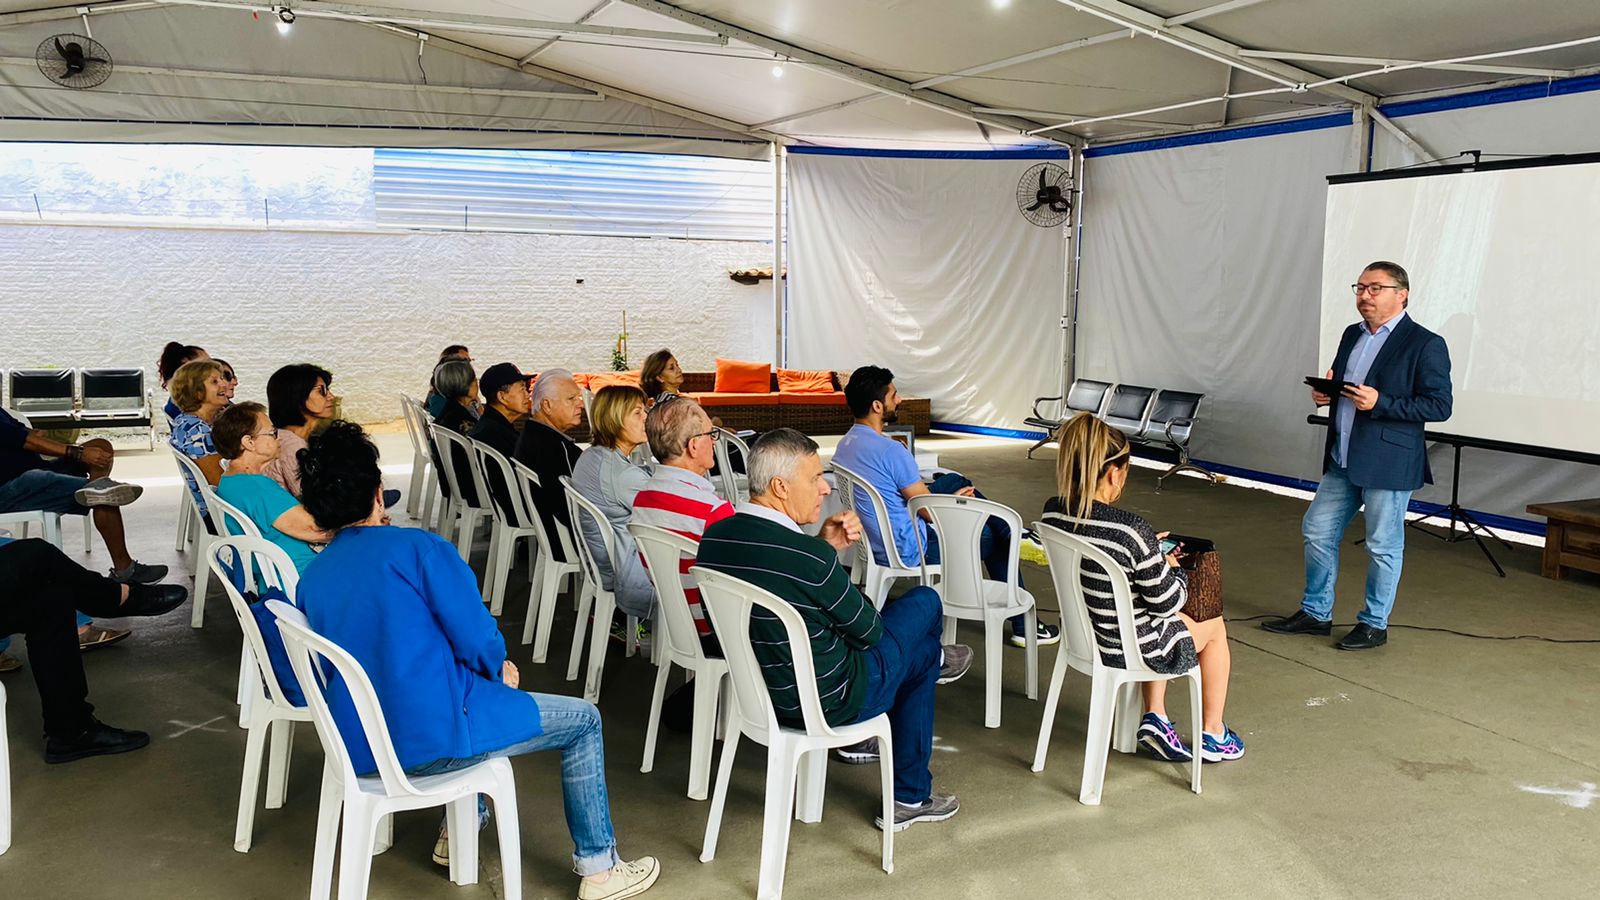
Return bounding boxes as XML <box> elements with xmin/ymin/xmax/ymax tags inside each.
<box><xmin>787</xmin><ymin>149</ymin><xmax>1068</xmax><ymax>430</ymax></box>
<box><xmin>1075</xmin><ymin>121</ymin><xmax>1352</xmax><ymax>484</ymax></box>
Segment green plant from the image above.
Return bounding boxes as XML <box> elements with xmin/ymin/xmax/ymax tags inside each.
<box><xmin>610</xmin><ymin>311</ymin><xmax>630</xmax><ymax>371</ymax></box>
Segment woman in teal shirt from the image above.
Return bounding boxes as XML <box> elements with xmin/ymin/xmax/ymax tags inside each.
<box><xmin>212</xmin><ymin>402</ymin><xmax>329</xmax><ymax>572</ymax></box>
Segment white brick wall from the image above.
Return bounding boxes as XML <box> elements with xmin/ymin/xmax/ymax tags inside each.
<box><xmin>1</xmin><ymin>223</ymin><xmax>777</xmax><ymax>423</ymax></box>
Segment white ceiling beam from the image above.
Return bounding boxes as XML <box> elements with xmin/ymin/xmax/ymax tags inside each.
<box><xmin>1163</xmin><ymin>0</ymin><xmax>1278</xmax><ymax>28</ymax></box>
<box><xmin>910</xmin><ymin>30</ymin><xmax>1133</xmax><ymax>90</ymax></box>
<box><xmin>151</xmin><ymin>0</ymin><xmax>729</xmax><ymax>47</ymax></box>
<box><xmin>0</xmin><ymin>55</ymin><xmax>605</xmax><ymax>100</ymax></box>
<box><xmin>518</xmin><ymin>0</ymin><xmax>615</xmax><ymax>66</ymax></box>
<box><xmin>1050</xmin><ymin>0</ymin><xmax>1375</xmax><ymax>106</ymax></box>
<box><xmin>613</xmin><ymin>0</ymin><xmax>1072</xmax><ymax>143</ymax></box>
<box><xmin>1369</xmin><ymin>107</ymin><xmax>1441</xmax><ymax>162</ymax></box>
<box><xmin>0</xmin><ymin>1</ymin><xmax>160</xmax><ymax>28</ymax></box>
<box><xmin>749</xmin><ymin>95</ymin><xmax>883</xmax><ymax>130</ymax></box>
<box><xmin>1240</xmin><ymin>50</ymin><xmax>1573</xmax><ymax>79</ymax></box>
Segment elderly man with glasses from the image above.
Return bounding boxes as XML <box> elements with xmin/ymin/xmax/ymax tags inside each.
<box><xmin>1263</xmin><ymin>260</ymin><xmax>1453</xmax><ymax>651</ymax></box>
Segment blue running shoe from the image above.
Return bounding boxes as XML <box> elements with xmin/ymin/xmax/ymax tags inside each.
<box><xmin>1136</xmin><ymin>712</ymin><xmax>1192</xmax><ymax>762</ymax></box>
<box><xmin>1201</xmin><ymin>725</ymin><xmax>1246</xmax><ymax>762</ymax></box>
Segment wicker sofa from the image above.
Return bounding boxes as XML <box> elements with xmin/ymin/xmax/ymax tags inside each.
<box><xmin>565</xmin><ymin>369</ymin><xmax>931</xmax><ymax>440</ymax></box>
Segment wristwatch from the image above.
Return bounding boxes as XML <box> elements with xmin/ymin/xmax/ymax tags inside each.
<box><xmin>66</xmin><ymin>443</ymin><xmax>84</xmax><ymax>462</ymax></box>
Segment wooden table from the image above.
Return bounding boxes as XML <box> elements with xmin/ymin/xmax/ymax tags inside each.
<box><xmin>1525</xmin><ymin>498</ymin><xmax>1600</xmax><ymax>580</ymax></box>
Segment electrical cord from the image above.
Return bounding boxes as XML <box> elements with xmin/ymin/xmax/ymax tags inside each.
<box><xmin>1224</xmin><ymin>613</ymin><xmax>1600</xmax><ymax>644</ymax></box>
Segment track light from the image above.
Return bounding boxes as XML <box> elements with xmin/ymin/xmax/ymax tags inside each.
<box><xmin>771</xmin><ymin>56</ymin><xmax>786</xmax><ymax>79</ymax></box>
<box><xmin>275</xmin><ymin>6</ymin><xmax>295</xmax><ymax>35</ymax></box>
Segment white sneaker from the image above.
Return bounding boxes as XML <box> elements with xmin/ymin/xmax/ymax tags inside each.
<box><xmin>578</xmin><ymin>857</ymin><xmax>661</xmax><ymax>900</ymax></box>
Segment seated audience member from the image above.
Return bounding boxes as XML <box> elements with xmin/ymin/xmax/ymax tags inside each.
<box><xmin>832</xmin><ymin>365</ymin><xmax>1060</xmax><ymax>648</ymax></box>
<box><xmin>214</xmin><ymin>358</ymin><xmax>239</xmax><ymax>403</ymax></box>
<box><xmin>295</xmin><ymin>421</ymin><xmax>660</xmax><ymax>897</ymax></box>
<box><xmin>1042</xmin><ymin>413</ymin><xmax>1242</xmax><ymax>763</ymax></box>
<box><xmin>213</xmin><ymin>402</ymin><xmax>330</xmax><ymax>573</ymax></box>
<box><xmin>169</xmin><ymin>359</ymin><xmax>231</xmax><ymax>519</ymax></box>
<box><xmin>514</xmin><ymin>369</ymin><xmax>585</xmax><ymax>560</ymax></box>
<box><xmin>696</xmin><ymin>428</ymin><xmax>972</xmax><ymax>831</ymax></box>
<box><xmin>430</xmin><ymin>359</ymin><xmax>482</xmax><ymax>506</ymax></box>
<box><xmin>158</xmin><ymin>341</ymin><xmax>209</xmax><ymax>421</ymax></box>
<box><xmin>471</xmin><ymin>362</ymin><xmax>533</xmax><ymax>515</ymax></box>
<box><xmin>631</xmin><ymin>397</ymin><xmax>732</xmax><ymax>652</ymax></box>
<box><xmin>263</xmin><ymin>363</ymin><xmax>335</xmax><ymax>498</ymax></box>
<box><xmin>572</xmin><ymin>386</ymin><xmax>656</xmax><ymax>620</ymax></box>
<box><xmin>425</xmin><ymin>345</ymin><xmax>472</xmax><ymax>418</ymax></box>
<box><xmin>639</xmin><ymin>349</ymin><xmax>684</xmax><ymax>408</ymax></box>
<box><xmin>0</xmin><ymin>535</ymin><xmax>185</xmax><ymax>762</ymax></box>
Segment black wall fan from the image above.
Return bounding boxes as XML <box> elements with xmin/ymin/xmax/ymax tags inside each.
<box><xmin>1016</xmin><ymin>162</ymin><xmax>1073</xmax><ymax>228</ymax></box>
<box><xmin>36</xmin><ymin>34</ymin><xmax>114</xmax><ymax>89</ymax></box>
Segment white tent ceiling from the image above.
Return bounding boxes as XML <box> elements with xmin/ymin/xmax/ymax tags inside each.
<box><xmin>1</xmin><ymin>0</ymin><xmax>1599</xmax><ymax>154</ymax></box>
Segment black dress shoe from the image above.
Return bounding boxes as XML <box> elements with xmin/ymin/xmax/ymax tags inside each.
<box><xmin>1261</xmin><ymin>610</ymin><xmax>1332</xmax><ymax>636</ymax></box>
<box><xmin>119</xmin><ymin>583</ymin><xmax>188</xmax><ymax>618</ymax></box>
<box><xmin>1336</xmin><ymin>623</ymin><xmax>1388</xmax><ymax>651</ymax></box>
<box><xmin>46</xmin><ymin>718</ymin><xmax>151</xmax><ymax>764</ymax></box>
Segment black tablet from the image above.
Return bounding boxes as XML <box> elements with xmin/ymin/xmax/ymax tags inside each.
<box><xmin>1305</xmin><ymin>376</ymin><xmax>1355</xmax><ymax>395</ymax></box>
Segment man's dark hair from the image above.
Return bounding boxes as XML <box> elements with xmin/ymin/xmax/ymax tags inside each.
<box><xmin>844</xmin><ymin>365</ymin><xmax>894</xmax><ymax>418</ymax></box>
<box><xmin>1364</xmin><ymin>261</ymin><xmax>1409</xmax><ymax>308</ymax></box>
<box><xmin>266</xmin><ymin>363</ymin><xmax>334</xmax><ymax>429</ymax></box>
<box><xmin>299</xmin><ymin>420</ymin><xmax>383</xmax><ymax>531</ymax></box>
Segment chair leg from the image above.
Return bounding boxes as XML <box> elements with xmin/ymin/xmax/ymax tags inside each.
<box><xmin>983</xmin><ymin>617</ymin><xmax>1003</xmax><ymax>729</ymax></box>
<box><xmin>1187</xmin><ymin>671</ymin><xmax>1204</xmax><ymax>796</ymax></box>
<box><xmin>583</xmin><ymin>595</ymin><xmax>615</xmax><ymax>703</ymax></box>
<box><xmin>531</xmin><ymin>563</ymin><xmax>562</xmax><ymax>661</ymax></box>
<box><xmin>81</xmin><ymin>515</ymin><xmax>92</xmax><ymax>554</ymax></box>
<box><xmin>406</xmin><ymin>456</ymin><xmax>426</xmax><ymax>517</ymax></box>
<box><xmin>625</xmin><ymin>613</ymin><xmax>638</xmax><ymax>659</ymax></box>
<box><xmin>233</xmin><ymin>711</ymin><xmax>270</xmax><ymax>852</ymax></box>
<box><xmin>567</xmin><ymin>582</ymin><xmax>594</xmax><ymax>682</ymax></box>
<box><xmin>456</xmin><ymin>512</ymin><xmax>478</xmax><ymax>561</ymax></box>
<box><xmin>1025</xmin><ymin>607</ymin><xmax>1040</xmax><ymax>701</ymax></box>
<box><xmin>688</xmin><ymin>671</ymin><xmax>722</xmax><ymax>802</ymax></box>
<box><xmin>640</xmin><ymin>659</ymin><xmax>672</xmax><ymax>775</ymax></box>
<box><xmin>420</xmin><ymin>469</ymin><xmax>438</xmax><ymax>529</ymax></box>
<box><xmin>794</xmin><ymin>747</ymin><xmax>827</xmax><ymax>824</ymax></box>
<box><xmin>876</xmin><ymin>727</ymin><xmax>895</xmax><ymax>875</ymax></box>
<box><xmin>482</xmin><ymin>526</ymin><xmax>503</xmax><ymax>610</ymax></box>
<box><xmin>265</xmin><ymin>720</ymin><xmax>294</xmax><ymax>809</ymax></box>
<box><xmin>1079</xmin><ymin>675</ymin><xmax>1120</xmax><ymax>807</ymax></box>
<box><xmin>191</xmin><ymin>534</ymin><xmax>214</xmax><ymax>628</ymax></box>
<box><xmin>1025</xmin><ymin>434</ymin><xmax>1055</xmax><ymax>459</ymax></box>
<box><xmin>446</xmin><ymin>794</ymin><xmax>479</xmax><ymax>886</ymax></box>
<box><xmin>310</xmin><ymin>768</ymin><xmax>341</xmax><ymax>900</ymax></box>
<box><xmin>174</xmin><ymin>501</ymin><xmax>190</xmax><ymax>552</ymax></box>
<box><xmin>521</xmin><ymin>555</ymin><xmax>546</xmax><ymax>647</ymax></box>
<box><xmin>1112</xmin><ymin>681</ymin><xmax>1141</xmax><ymax>754</ymax></box>
<box><xmin>337</xmin><ymin>803</ymin><xmax>376</xmax><ymax>900</ymax></box>
<box><xmin>491</xmin><ymin>772</ymin><xmax>523</xmax><ymax>900</ymax></box>
<box><xmin>700</xmin><ymin>729</ymin><xmax>741</xmax><ymax>862</ymax></box>
<box><xmin>758</xmin><ymin>743</ymin><xmax>801</xmax><ymax>900</ymax></box>
<box><xmin>237</xmin><ymin>645</ymin><xmax>256</xmax><ymax>728</ymax></box>
<box><xmin>1031</xmin><ymin>640</ymin><xmax>1071</xmax><ymax>772</ymax></box>
<box><xmin>941</xmin><ymin>616</ymin><xmax>957</xmax><ymax>646</ymax></box>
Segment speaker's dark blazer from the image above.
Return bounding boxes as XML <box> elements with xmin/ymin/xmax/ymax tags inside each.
<box><xmin>1324</xmin><ymin>314</ymin><xmax>1453</xmax><ymax>492</ymax></box>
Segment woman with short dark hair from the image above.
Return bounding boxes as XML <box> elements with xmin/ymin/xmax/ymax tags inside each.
<box><xmin>639</xmin><ymin>349</ymin><xmax>683</xmax><ymax>407</ymax></box>
<box><xmin>262</xmin><ymin>363</ymin><xmax>335</xmax><ymax>498</ymax></box>
<box><xmin>295</xmin><ymin>421</ymin><xmax>660</xmax><ymax>897</ymax></box>
<box><xmin>157</xmin><ymin>342</ymin><xmax>208</xmax><ymax>420</ymax></box>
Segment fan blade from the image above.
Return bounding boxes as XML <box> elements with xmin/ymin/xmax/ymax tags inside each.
<box><xmin>55</xmin><ymin>37</ymin><xmax>68</xmax><ymax>58</ymax></box>
<box><xmin>1050</xmin><ymin>200</ymin><xmax>1070</xmax><ymax>213</ymax></box>
<box><xmin>84</xmin><ymin>56</ymin><xmax>108</xmax><ymax>64</ymax></box>
<box><xmin>1025</xmin><ymin>199</ymin><xmax>1046</xmax><ymax>211</ymax></box>
<box><xmin>1038</xmin><ymin>169</ymin><xmax>1048</xmax><ymax>192</ymax></box>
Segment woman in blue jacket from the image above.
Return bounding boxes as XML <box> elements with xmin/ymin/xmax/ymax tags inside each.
<box><xmin>295</xmin><ymin>421</ymin><xmax>659</xmax><ymax>900</ymax></box>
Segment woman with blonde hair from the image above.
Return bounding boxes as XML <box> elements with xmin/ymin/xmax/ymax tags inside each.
<box><xmin>169</xmin><ymin>359</ymin><xmax>230</xmax><ymax>520</ymax></box>
<box><xmin>1041</xmin><ymin>412</ymin><xmax>1242</xmax><ymax>763</ymax></box>
<box><xmin>571</xmin><ymin>385</ymin><xmax>655</xmax><ymax>619</ymax></box>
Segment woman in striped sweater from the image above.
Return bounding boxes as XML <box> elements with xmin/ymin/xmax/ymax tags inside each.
<box><xmin>1041</xmin><ymin>412</ymin><xmax>1243</xmax><ymax>763</ymax></box>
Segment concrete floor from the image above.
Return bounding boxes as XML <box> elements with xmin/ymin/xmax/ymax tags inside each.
<box><xmin>2</xmin><ymin>432</ymin><xmax>1597</xmax><ymax>899</ymax></box>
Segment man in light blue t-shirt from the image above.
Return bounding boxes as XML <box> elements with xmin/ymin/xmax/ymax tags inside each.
<box><xmin>830</xmin><ymin>366</ymin><xmax>1059</xmax><ymax>647</ymax></box>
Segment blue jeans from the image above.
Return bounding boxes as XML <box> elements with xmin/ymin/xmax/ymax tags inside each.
<box><xmin>922</xmin><ymin>476</ymin><xmax>1028</xmax><ymax>635</ymax></box>
<box><xmin>853</xmin><ymin>586</ymin><xmax>943</xmax><ymax>804</ymax></box>
<box><xmin>407</xmin><ymin>692</ymin><xmax>621</xmax><ymax>877</ymax></box>
<box><xmin>1301</xmin><ymin>465</ymin><xmax>1412</xmax><ymax>629</ymax></box>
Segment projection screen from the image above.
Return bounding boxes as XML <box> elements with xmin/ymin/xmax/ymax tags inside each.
<box><xmin>1321</xmin><ymin>155</ymin><xmax>1600</xmax><ymax>456</ymax></box>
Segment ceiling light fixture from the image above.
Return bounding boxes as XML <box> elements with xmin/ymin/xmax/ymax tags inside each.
<box><xmin>771</xmin><ymin>56</ymin><xmax>786</xmax><ymax>78</ymax></box>
<box><xmin>275</xmin><ymin>6</ymin><xmax>295</xmax><ymax>35</ymax></box>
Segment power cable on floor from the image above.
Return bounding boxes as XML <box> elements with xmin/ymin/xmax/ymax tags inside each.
<box><xmin>1224</xmin><ymin>613</ymin><xmax>1600</xmax><ymax>644</ymax></box>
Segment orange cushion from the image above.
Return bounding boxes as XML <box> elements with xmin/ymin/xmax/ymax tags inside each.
<box><xmin>776</xmin><ymin>391</ymin><xmax>847</xmax><ymax>406</ymax></box>
<box><xmin>686</xmin><ymin>391</ymin><xmax>781</xmax><ymax>407</ymax></box>
<box><xmin>569</xmin><ymin>372</ymin><xmax>592</xmax><ymax>390</ymax></box>
<box><xmin>714</xmin><ymin>358</ymin><xmax>772</xmax><ymax>393</ymax></box>
<box><xmin>585</xmin><ymin>370</ymin><xmax>640</xmax><ymax>391</ymax></box>
<box><xmin>777</xmin><ymin>368</ymin><xmax>835</xmax><ymax>393</ymax></box>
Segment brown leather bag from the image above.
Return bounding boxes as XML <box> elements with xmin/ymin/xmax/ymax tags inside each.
<box><xmin>1180</xmin><ymin>550</ymin><xmax>1223</xmax><ymax>622</ymax></box>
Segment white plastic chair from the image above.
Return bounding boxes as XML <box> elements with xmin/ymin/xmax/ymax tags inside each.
<box><xmin>472</xmin><ymin>440</ymin><xmax>542</xmax><ymax>617</ymax></box>
<box><xmin>398</xmin><ymin>394</ymin><xmax>438</xmax><ymax>522</ymax></box>
<box><xmin>1029</xmin><ymin>522</ymin><xmax>1202</xmax><ymax>806</ymax></box>
<box><xmin>431</xmin><ymin>425</ymin><xmax>495</xmax><ymax>561</ymax></box>
<box><xmin>171</xmin><ymin>446</ymin><xmax>225</xmax><ymax>627</ymax></box>
<box><xmin>561</xmin><ymin>477</ymin><xmax>641</xmax><ymax>703</ymax></box>
<box><xmin>203</xmin><ymin>491</ymin><xmax>268</xmax><ymax>725</ymax></box>
<box><xmin>691</xmin><ymin>566</ymin><xmax>894</xmax><ymax>900</ymax></box>
<box><xmin>829</xmin><ymin>462</ymin><xmax>939</xmax><ymax>608</ymax></box>
<box><xmin>1</xmin><ymin>681</ymin><xmax>10</xmax><ymax>856</ymax></box>
<box><xmin>629</xmin><ymin>523</ymin><xmax>728</xmax><ymax>801</ymax></box>
<box><xmin>907</xmin><ymin>495</ymin><xmax>1039</xmax><ymax>728</ymax></box>
<box><xmin>510</xmin><ymin>460</ymin><xmax>582</xmax><ymax>661</ymax></box>
<box><xmin>0</xmin><ymin>510</ymin><xmax>56</xmax><ymax>547</ymax></box>
<box><xmin>269</xmin><ymin>601</ymin><xmax>522</xmax><ymax>900</ymax></box>
<box><xmin>207</xmin><ymin>536</ymin><xmax>313</xmax><ymax>853</ymax></box>
<box><xmin>711</xmin><ymin>428</ymin><xmax>751</xmax><ymax>504</ymax></box>
<box><xmin>4</xmin><ymin>408</ymin><xmax>90</xmax><ymax>553</ymax></box>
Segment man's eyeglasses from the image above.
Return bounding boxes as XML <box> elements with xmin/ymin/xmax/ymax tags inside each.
<box><xmin>1351</xmin><ymin>283</ymin><xmax>1401</xmax><ymax>296</ymax></box>
<box><xmin>694</xmin><ymin>429</ymin><xmax>721</xmax><ymax>443</ymax></box>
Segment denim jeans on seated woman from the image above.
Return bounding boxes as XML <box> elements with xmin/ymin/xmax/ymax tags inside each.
<box><xmin>406</xmin><ymin>692</ymin><xmax>622</xmax><ymax>877</ymax></box>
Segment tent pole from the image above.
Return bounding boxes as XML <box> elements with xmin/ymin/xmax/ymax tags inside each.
<box><xmin>1061</xmin><ymin>145</ymin><xmax>1086</xmax><ymax>396</ymax></box>
<box><xmin>772</xmin><ymin>142</ymin><xmax>786</xmax><ymax>367</ymax></box>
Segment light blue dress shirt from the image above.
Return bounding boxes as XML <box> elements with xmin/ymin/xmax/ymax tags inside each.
<box><xmin>1332</xmin><ymin>311</ymin><xmax>1407</xmax><ymax>468</ymax></box>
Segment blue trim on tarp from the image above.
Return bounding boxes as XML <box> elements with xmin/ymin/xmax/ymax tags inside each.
<box><xmin>934</xmin><ymin>423</ymin><xmax>1544</xmax><ymax>536</ymax></box>
<box><xmin>1380</xmin><ymin>72</ymin><xmax>1600</xmax><ymax>120</ymax></box>
<box><xmin>1084</xmin><ymin>112</ymin><xmax>1352</xmax><ymax>158</ymax></box>
<box><xmin>787</xmin><ymin>146</ymin><xmax>1071</xmax><ymax>160</ymax></box>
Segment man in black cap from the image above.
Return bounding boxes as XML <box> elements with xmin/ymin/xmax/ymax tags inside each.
<box><xmin>471</xmin><ymin>362</ymin><xmax>534</xmax><ymax>514</ymax></box>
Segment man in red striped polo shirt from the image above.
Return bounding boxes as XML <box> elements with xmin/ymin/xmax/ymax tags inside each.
<box><xmin>631</xmin><ymin>397</ymin><xmax>733</xmax><ymax>658</ymax></box>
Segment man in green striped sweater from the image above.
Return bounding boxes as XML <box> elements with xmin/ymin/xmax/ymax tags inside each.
<box><xmin>696</xmin><ymin>428</ymin><xmax>972</xmax><ymax>832</ymax></box>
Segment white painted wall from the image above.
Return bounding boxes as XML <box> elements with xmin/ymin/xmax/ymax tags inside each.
<box><xmin>0</xmin><ymin>223</ymin><xmax>776</xmax><ymax>423</ymax></box>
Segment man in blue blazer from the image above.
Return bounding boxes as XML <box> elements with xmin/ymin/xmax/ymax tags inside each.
<box><xmin>1264</xmin><ymin>261</ymin><xmax>1453</xmax><ymax>650</ymax></box>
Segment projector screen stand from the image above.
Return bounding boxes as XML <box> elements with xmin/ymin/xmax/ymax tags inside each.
<box><xmin>1404</xmin><ymin>441</ymin><xmax>1511</xmax><ymax>577</ymax></box>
